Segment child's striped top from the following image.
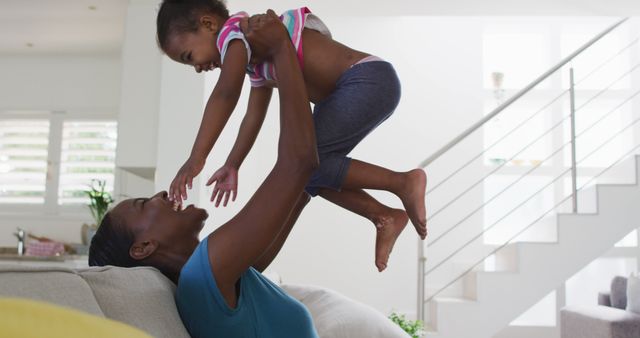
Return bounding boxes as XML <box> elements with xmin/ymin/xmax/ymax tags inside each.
<box><xmin>216</xmin><ymin>7</ymin><xmax>331</xmax><ymax>87</ymax></box>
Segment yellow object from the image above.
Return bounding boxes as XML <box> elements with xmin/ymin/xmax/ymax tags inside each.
<box><xmin>0</xmin><ymin>298</ymin><xmax>152</xmax><ymax>338</ymax></box>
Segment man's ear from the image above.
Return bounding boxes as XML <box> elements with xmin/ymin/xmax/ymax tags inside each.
<box><xmin>129</xmin><ymin>240</ymin><xmax>158</xmax><ymax>261</ymax></box>
<box><xmin>200</xmin><ymin>15</ymin><xmax>219</xmax><ymax>33</ymax></box>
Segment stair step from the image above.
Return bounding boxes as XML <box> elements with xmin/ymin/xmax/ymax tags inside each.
<box><xmin>433</xmin><ymin>296</ymin><xmax>476</xmax><ymax>304</ymax></box>
<box><xmin>426</xmin><ymin>155</ymin><xmax>640</xmax><ymax>338</ymax></box>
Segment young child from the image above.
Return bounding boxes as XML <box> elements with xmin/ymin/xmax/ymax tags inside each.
<box><xmin>157</xmin><ymin>0</ymin><xmax>427</xmax><ymax>271</ymax></box>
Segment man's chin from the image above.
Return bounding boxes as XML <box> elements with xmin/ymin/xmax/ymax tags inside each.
<box><xmin>194</xmin><ymin>207</ymin><xmax>209</xmax><ymax>223</ymax></box>
<box><xmin>183</xmin><ymin>206</ymin><xmax>208</xmax><ymax>229</ymax></box>
<box><xmin>199</xmin><ymin>208</ymin><xmax>209</xmax><ymax>221</ymax></box>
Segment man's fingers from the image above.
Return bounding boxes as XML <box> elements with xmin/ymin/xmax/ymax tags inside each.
<box><xmin>241</xmin><ymin>14</ymin><xmax>263</xmax><ymax>35</ymax></box>
<box><xmin>239</xmin><ymin>17</ymin><xmax>250</xmax><ymax>35</ymax></box>
<box><xmin>232</xmin><ymin>189</ymin><xmax>237</xmax><ymax>202</ymax></box>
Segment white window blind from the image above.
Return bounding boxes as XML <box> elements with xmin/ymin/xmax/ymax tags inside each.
<box><xmin>0</xmin><ymin>120</ymin><xmax>50</xmax><ymax>204</ymax></box>
<box><xmin>58</xmin><ymin>121</ymin><xmax>117</xmax><ymax>205</ymax></box>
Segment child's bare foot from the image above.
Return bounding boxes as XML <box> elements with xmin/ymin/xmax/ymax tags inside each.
<box><xmin>374</xmin><ymin>209</ymin><xmax>408</xmax><ymax>272</ymax></box>
<box><xmin>399</xmin><ymin>169</ymin><xmax>427</xmax><ymax>239</ymax></box>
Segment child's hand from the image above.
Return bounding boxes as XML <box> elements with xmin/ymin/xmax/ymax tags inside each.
<box><xmin>207</xmin><ymin>165</ymin><xmax>239</xmax><ymax>207</ymax></box>
<box><xmin>169</xmin><ymin>157</ymin><xmax>205</xmax><ymax>203</ymax></box>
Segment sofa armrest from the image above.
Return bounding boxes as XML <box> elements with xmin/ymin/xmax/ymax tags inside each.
<box><xmin>561</xmin><ymin>305</ymin><xmax>640</xmax><ymax>338</ymax></box>
<box><xmin>599</xmin><ymin>292</ymin><xmax>612</xmax><ymax>307</ymax></box>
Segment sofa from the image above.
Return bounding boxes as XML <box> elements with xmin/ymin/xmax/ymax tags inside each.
<box><xmin>560</xmin><ymin>276</ymin><xmax>640</xmax><ymax>338</ymax></box>
<box><xmin>0</xmin><ymin>265</ymin><xmax>409</xmax><ymax>338</ymax></box>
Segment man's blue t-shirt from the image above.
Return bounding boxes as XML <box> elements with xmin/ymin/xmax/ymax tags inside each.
<box><xmin>176</xmin><ymin>238</ymin><xmax>319</xmax><ymax>338</ymax></box>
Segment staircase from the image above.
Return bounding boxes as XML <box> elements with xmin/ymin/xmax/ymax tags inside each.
<box><xmin>418</xmin><ymin>17</ymin><xmax>640</xmax><ymax>338</ymax></box>
<box><xmin>428</xmin><ymin>156</ymin><xmax>640</xmax><ymax>337</ymax></box>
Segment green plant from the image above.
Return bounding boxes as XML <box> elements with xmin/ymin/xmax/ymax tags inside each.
<box><xmin>389</xmin><ymin>312</ymin><xmax>425</xmax><ymax>338</ymax></box>
<box><xmin>84</xmin><ymin>179</ymin><xmax>114</xmax><ymax>226</ymax></box>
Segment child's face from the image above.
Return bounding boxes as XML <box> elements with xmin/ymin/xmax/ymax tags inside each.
<box><xmin>165</xmin><ymin>18</ymin><xmax>222</xmax><ymax>73</ymax></box>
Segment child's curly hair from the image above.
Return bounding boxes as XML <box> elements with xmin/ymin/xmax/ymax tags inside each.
<box><xmin>157</xmin><ymin>0</ymin><xmax>230</xmax><ymax>52</ymax></box>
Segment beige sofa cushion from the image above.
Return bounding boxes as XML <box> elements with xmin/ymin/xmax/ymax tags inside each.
<box><xmin>0</xmin><ymin>265</ymin><xmax>104</xmax><ymax>317</ymax></box>
<box><xmin>78</xmin><ymin>266</ymin><xmax>191</xmax><ymax>338</ymax></box>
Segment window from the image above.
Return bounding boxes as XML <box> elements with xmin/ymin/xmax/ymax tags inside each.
<box><xmin>483</xmin><ymin>30</ymin><xmax>551</xmax><ymax>90</ymax></box>
<box><xmin>0</xmin><ymin>120</ymin><xmax>49</xmax><ymax>204</ymax></box>
<box><xmin>58</xmin><ymin>121</ymin><xmax>117</xmax><ymax>205</ymax></box>
<box><xmin>0</xmin><ymin>112</ymin><xmax>117</xmax><ymax>213</ymax></box>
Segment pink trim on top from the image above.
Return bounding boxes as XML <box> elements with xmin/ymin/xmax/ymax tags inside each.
<box><xmin>353</xmin><ymin>55</ymin><xmax>385</xmax><ymax>67</ymax></box>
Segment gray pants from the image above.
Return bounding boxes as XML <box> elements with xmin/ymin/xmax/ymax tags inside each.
<box><xmin>305</xmin><ymin>61</ymin><xmax>402</xmax><ymax>196</ymax></box>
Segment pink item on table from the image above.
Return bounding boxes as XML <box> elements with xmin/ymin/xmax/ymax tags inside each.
<box><xmin>25</xmin><ymin>241</ymin><xmax>65</xmax><ymax>257</ymax></box>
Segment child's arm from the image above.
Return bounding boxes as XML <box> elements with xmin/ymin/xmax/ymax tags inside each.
<box><xmin>206</xmin><ymin>85</ymin><xmax>273</xmax><ymax>207</ymax></box>
<box><xmin>169</xmin><ymin>40</ymin><xmax>249</xmax><ymax>203</ymax></box>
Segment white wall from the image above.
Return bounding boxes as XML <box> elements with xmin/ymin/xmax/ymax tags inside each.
<box><xmin>0</xmin><ymin>55</ymin><xmax>120</xmax><ymax>113</ymax></box>
<box><xmin>114</xmin><ymin>0</ymin><xmax>162</xmax><ymax>204</ymax></box>
<box><xmin>116</xmin><ymin>0</ymin><xmax>162</xmax><ymax>170</ymax></box>
<box><xmin>154</xmin><ymin>57</ymin><xmax>206</xmax><ymax>197</ymax></box>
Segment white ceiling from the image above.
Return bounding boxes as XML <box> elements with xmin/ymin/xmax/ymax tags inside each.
<box><xmin>0</xmin><ymin>0</ymin><xmax>128</xmax><ymax>55</ymax></box>
<box><xmin>1</xmin><ymin>0</ymin><xmax>639</xmax><ymax>56</ymax></box>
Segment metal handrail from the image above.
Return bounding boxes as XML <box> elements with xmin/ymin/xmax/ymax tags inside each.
<box><xmin>419</xmin><ymin>17</ymin><xmax>628</xmax><ymax>168</ymax></box>
<box><xmin>424</xmin><ymin>121</ymin><xmax>640</xmax><ymax>303</ymax></box>
<box><xmin>426</xmin><ymin>86</ymin><xmax>640</xmax><ymax>272</ymax></box>
<box><xmin>426</xmin><ymin>61</ymin><xmax>640</xmax><ymax>238</ymax></box>
<box><xmin>425</xmin><ymin>34</ymin><xmax>640</xmax><ymax>197</ymax></box>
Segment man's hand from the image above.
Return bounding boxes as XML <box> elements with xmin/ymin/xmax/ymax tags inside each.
<box><xmin>169</xmin><ymin>156</ymin><xmax>205</xmax><ymax>203</ymax></box>
<box><xmin>240</xmin><ymin>9</ymin><xmax>290</xmax><ymax>63</ymax></box>
<box><xmin>207</xmin><ymin>164</ymin><xmax>239</xmax><ymax>207</ymax></box>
